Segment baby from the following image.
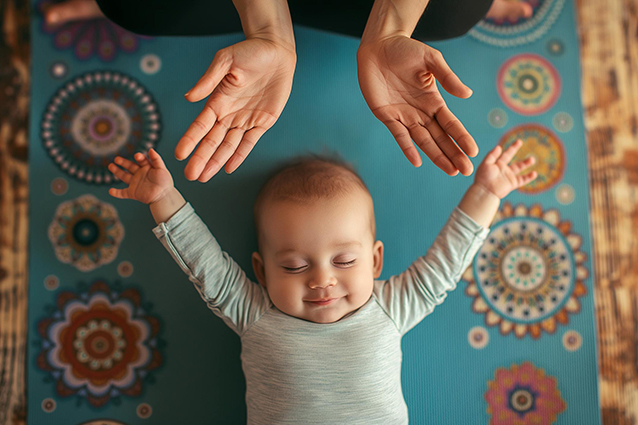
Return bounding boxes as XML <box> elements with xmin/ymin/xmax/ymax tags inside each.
<box><xmin>107</xmin><ymin>140</ymin><xmax>536</xmax><ymax>424</ymax></box>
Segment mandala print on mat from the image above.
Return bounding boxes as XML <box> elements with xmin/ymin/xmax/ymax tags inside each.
<box><xmin>498</xmin><ymin>124</ymin><xmax>565</xmax><ymax>194</ymax></box>
<box><xmin>48</xmin><ymin>194</ymin><xmax>124</xmax><ymax>272</ymax></box>
<box><xmin>497</xmin><ymin>54</ymin><xmax>561</xmax><ymax>116</ymax></box>
<box><xmin>464</xmin><ymin>203</ymin><xmax>589</xmax><ymax>339</ymax></box>
<box><xmin>42</xmin><ymin>71</ymin><xmax>161</xmax><ymax>184</ymax></box>
<box><xmin>37</xmin><ymin>0</ymin><xmax>148</xmax><ymax>61</ymax></box>
<box><xmin>36</xmin><ymin>280</ymin><xmax>163</xmax><ymax>408</ymax></box>
<box><xmin>485</xmin><ymin>362</ymin><xmax>566</xmax><ymax>424</ymax></box>
<box><xmin>469</xmin><ymin>0</ymin><xmax>565</xmax><ymax>47</ymax></box>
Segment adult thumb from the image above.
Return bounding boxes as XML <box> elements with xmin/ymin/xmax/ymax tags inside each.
<box><xmin>184</xmin><ymin>49</ymin><xmax>233</xmax><ymax>102</ymax></box>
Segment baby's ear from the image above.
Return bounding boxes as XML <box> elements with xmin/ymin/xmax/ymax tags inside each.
<box><xmin>252</xmin><ymin>252</ymin><xmax>267</xmax><ymax>287</ymax></box>
<box><xmin>372</xmin><ymin>240</ymin><xmax>384</xmax><ymax>279</ymax></box>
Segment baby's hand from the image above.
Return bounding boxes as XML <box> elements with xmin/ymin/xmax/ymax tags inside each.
<box><xmin>473</xmin><ymin>139</ymin><xmax>537</xmax><ymax>199</ymax></box>
<box><xmin>107</xmin><ymin>149</ymin><xmax>174</xmax><ymax>204</ymax></box>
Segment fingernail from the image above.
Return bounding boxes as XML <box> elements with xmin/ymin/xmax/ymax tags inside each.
<box><xmin>184</xmin><ymin>92</ymin><xmax>190</xmax><ymax>97</ymax></box>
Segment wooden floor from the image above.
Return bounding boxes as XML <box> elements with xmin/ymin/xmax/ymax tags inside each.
<box><xmin>1</xmin><ymin>0</ymin><xmax>637</xmax><ymax>423</ymax></box>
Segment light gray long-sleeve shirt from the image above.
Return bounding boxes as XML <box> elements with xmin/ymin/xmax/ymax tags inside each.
<box><xmin>152</xmin><ymin>202</ymin><xmax>489</xmax><ymax>424</ymax></box>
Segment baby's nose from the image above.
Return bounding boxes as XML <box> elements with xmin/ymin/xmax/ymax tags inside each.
<box><xmin>308</xmin><ymin>271</ymin><xmax>337</xmax><ymax>289</ymax></box>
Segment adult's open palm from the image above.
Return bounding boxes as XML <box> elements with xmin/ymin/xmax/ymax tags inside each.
<box><xmin>177</xmin><ymin>38</ymin><xmax>296</xmax><ymax>181</ymax></box>
<box><xmin>357</xmin><ymin>36</ymin><xmax>478</xmax><ymax>176</ymax></box>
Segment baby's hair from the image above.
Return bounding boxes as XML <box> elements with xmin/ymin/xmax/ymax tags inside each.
<box><xmin>254</xmin><ymin>151</ymin><xmax>375</xmax><ymax>242</ymax></box>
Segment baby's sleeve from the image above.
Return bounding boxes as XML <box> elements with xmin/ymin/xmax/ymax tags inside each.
<box><xmin>152</xmin><ymin>202</ymin><xmax>271</xmax><ymax>336</ymax></box>
<box><xmin>373</xmin><ymin>207</ymin><xmax>490</xmax><ymax>335</ymax></box>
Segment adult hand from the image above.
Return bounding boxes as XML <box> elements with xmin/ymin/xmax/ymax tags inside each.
<box><xmin>177</xmin><ymin>37</ymin><xmax>296</xmax><ymax>182</ymax></box>
<box><xmin>357</xmin><ymin>35</ymin><xmax>478</xmax><ymax>176</ymax></box>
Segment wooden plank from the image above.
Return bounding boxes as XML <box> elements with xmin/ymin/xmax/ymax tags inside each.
<box><xmin>0</xmin><ymin>0</ymin><xmax>29</xmax><ymax>423</ymax></box>
<box><xmin>576</xmin><ymin>0</ymin><xmax>638</xmax><ymax>422</ymax></box>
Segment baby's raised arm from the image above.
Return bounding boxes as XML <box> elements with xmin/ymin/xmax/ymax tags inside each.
<box><xmin>375</xmin><ymin>139</ymin><xmax>537</xmax><ymax>334</ymax></box>
<box><xmin>108</xmin><ymin>150</ymin><xmax>270</xmax><ymax>334</ymax></box>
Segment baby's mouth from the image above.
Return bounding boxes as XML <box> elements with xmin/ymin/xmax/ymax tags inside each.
<box><xmin>305</xmin><ymin>298</ymin><xmax>338</xmax><ymax>306</ymax></box>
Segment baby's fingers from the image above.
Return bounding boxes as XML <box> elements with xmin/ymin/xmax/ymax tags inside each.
<box><xmin>499</xmin><ymin>139</ymin><xmax>524</xmax><ymax>164</ymax></box>
<box><xmin>510</xmin><ymin>156</ymin><xmax>536</xmax><ymax>174</ymax></box>
<box><xmin>517</xmin><ymin>170</ymin><xmax>538</xmax><ymax>187</ymax></box>
<box><xmin>108</xmin><ymin>163</ymin><xmax>132</xmax><ymax>184</ymax></box>
<box><xmin>114</xmin><ymin>156</ymin><xmax>140</xmax><ymax>173</ymax></box>
<box><xmin>108</xmin><ymin>187</ymin><xmax>130</xmax><ymax>199</ymax></box>
<box><xmin>134</xmin><ymin>152</ymin><xmax>150</xmax><ymax>168</ymax></box>
<box><xmin>148</xmin><ymin>148</ymin><xmax>168</xmax><ymax>170</ymax></box>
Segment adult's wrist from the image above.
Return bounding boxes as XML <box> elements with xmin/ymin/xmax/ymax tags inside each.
<box><xmin>360</xmin><ymin>0</ymin><xmax>430</xmax><ymax>46</ymax></box>
<box><xmin>232</xmin><ymin>0</ymin><xmax>296</xmax><ymax>52</ymax></box>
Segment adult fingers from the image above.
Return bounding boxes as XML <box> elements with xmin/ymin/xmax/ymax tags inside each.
<box><xmin>434</xmin><ymin>107</ymin><xmax>478</xmax><ymax>157</ymax></box>
<box><xmin>198</xmin><ymin>128</ymin><xmax>245</xmax><ymax>182</ymax></box>
<box><xmin>175</xmin><ymin>103</ymin><xmax>218</xmax><ymax>161</ymax></box>
<box><xmin>184</xmin><ymin>49</ymin><xmax>233</xmax><ymax>103</ymax></box>
<box><xmin>408</xmin><ymin>122</ymin><xmax>458</xmax><ymax>175</ymax></box>
<box><xmin>108</xmin><ymin>187</ymin><xmax>130</xmax><ymax>199</ymax></box>
<box><xmin>183</xmin><ymin>121</ymin><xmax>229</xmax><ymax>180</ymax></box>
<box><xmin>113</xmin><ymin>156</ymin><xmax>139</xmax><ymax>174</ymax></box>
<box><xmin>225</xmin><ymin>127</ymin><xmax>268</xmax><ymax>173</ymax></box>
<box><xmin>499</xmin><ymin>139</ymin><xmax>524</xmax><ymax>164</ymax></box>
<box><xmin>426</xmin><ymin>48</ymin><xmax>473</xmax><ymax>99</ymax></box>
<box><xmin>425</xmin><ymin>118</ymin><xmax>474</xmax><ymax>176</ymax></box>
<box><xmin>384</xmin><ymin>119</ymin><xmax>422</xmax><ymax>167</ymax></box>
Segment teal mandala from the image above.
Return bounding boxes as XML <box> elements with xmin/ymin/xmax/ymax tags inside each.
<box><xmin>48</xmin><ymin>194</ymin><xmax>124</xmax><ymax>272</ymax></box>
<box><xmin>41</xmin><ymin>71</ymin><xmax>161</xmax><ymax>184</ymax></box>
<box><xmin>464</xmin><ymin>203</ymin><xmax>589</xmax><ymax>339</ymax></box>
<box><xmin>469</xmin><ymin>0</ymin><xmax>565</xmax><ymax>47</ymax></box>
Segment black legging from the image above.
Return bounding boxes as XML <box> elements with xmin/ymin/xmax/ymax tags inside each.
<box><xmin>96</xmin><ymin>0</ymin><xmax>494</xmax><ymax>41</ymax></box>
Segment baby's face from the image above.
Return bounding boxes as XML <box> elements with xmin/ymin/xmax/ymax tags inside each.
<box><xmin>252</xmin><ymin>191</ymin><xmax>383</xmax><ymax>324</ymax></box>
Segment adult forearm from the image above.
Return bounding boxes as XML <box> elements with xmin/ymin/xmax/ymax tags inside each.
<box><xmin>150</xmin><ymin>187</ymin><xmax>187</xmax><ymax>225</ymax></box>
<box><xmin>360</xmin><ymin>0</ymin><xmax>431</xmax><ymax>44</ymax></box>
<box><xmin>232</xmin><ymin>0</ymin><xmax>296</xmax><ymax>50</ymax></box>
<box><xmin>457</xmin><ymin>184</ymin><xmax>500</xmax><ymax>229</ymax></box>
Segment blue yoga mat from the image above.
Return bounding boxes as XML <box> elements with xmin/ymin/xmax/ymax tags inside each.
<box><xmin>28</xmin><ymin>0</ymin><xmax>600</xmax><ymax>423</ymax></box>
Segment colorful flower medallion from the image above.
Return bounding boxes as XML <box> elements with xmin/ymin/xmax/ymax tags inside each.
<box><xmin>36</xmin><ymin>280</ymin><xmax>163</xmax><ymax>408</ymax></box>
<box><xmin>464</xmin><ymin>203</ymin><xmax>589</xmax><ymax>339</ymax></box>
<box><xmin>38</xmin><ymin>0</ymin><xmax>148</xmax><ymax>62</ymax></box>
<box><xmin>41</xmin><ymin>71</ymin><xmax>161</xmax><ymax>184</ymax></box>
<box><xmin>497</xmin><ymin>54</ymin><xmax>561</xmax><ymax>116</ymax></box>
<box><xmin>48</xmin><ymin>194</ymin><xmax>125</xmax><ymax>272</ymax></box>
<box><xmin>469</xmin><ymin>0</ymin><xmax>565</xmax><ymax>47</ymax></box>
<box><xmin>499</xmin><ymin>124</ymin><xmax>565</xmax><ymax>194</ymax></box>
<box><xmin>485</xmin><ymin>362</ymin><xmax>566</xmax><ymax>424</ymax></box>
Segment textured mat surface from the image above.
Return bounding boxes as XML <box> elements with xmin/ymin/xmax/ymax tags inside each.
<box><xmin>28</xmin><ymin>0</ymin><xmax>600</xmax><ymax>423</ymax></box>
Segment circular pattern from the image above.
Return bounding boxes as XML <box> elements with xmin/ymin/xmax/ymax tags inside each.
<box><xmin>140</xmin><ymin>54</ymin><xmax>162</xmax><ymax>75</ymax></box>
<box><xmin>50</xmin><ymin>177</ymin><xmax>68</xmax><ymax>195</ymax></box>
<box><xmin>469</xmin><ymin>0</ymin><xmax>565</xmax><ymax>47</ymax></box>
<box><xmin>474</xmin><ymin>218</ymin><xmax>574</xmax><ymax>324</ymax></box>
<box><xmin>562</xmin><ymin>330</ymin><xmax>582</xmax><ymax>351</ymax></box>
<box><xmin>48</xmin><ymin>194</ymin><xmax>125</xmax><ymax>272</ymax></box>
<box><xmin>555</xmin><ymin>183</ymin><xmax>575</xmax><ymax>205</ymax></box>
<box><xmin>497</xmin><ymin>54</ymin><xmax>561</xmax><ymax>116</ymax></box>
<box><xmin>41</xmin><ymin>398</ymin><xmax>56</xmax><ymax>413</ymax></box>
<box><xmin>547</xmin><ymin>38</ymin><xmax>565</xmax><ymax>56</ymax></box>
<box><xmin>44</xmin><ymin>275</ymin><xmax>60</xmax><ymax>291</ymax></box>
<box><xmin>468</xmin><ymin>326</ymin><xmax>489</xmax><ymax>349</ymax></box>
<box><xmin>488</xmin><ymin>108</ymin><xmax>508</xmax><ymax>128</ymax></box>
<box><xmin>464</xmin><ymin>203</ymin><xmax>589</xmax><ymax>339</ymax></box>
<box><xmin>118</xmin><ymin>261</ymin><xmax>134</xmax><ymax>277</ymax></box>
<box><xmin>552</xmin><ymin>112</ymin><xmax>574</xmax><ymax>133</ymax></box>
<box><xmin>36</xmin><ymin>280</ymin><xmax>163</xmax><ymax>407</ymax></box>
<box><xmin>485</xmin><ymin>362</ymin><xmax>566</xmax><ymax>423</ymax></box>
<box><xmin>499</xmin><ymin>124</ymin><xmax>565</xmax><ymax>194</ymax></box>
<box><xmin>137</xmin><ymin>403</ymin><xmax>153</xmax><ymax>419</ymax></box>
<box><xmin>41</xmin><ymin>71</ymin><xmax>161</xmax><ymax>185</ymax></box>
<box><xmin>50</xmin><ymin>61</ymin><xmax>68</xmax><ymax>79</ymax></box>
